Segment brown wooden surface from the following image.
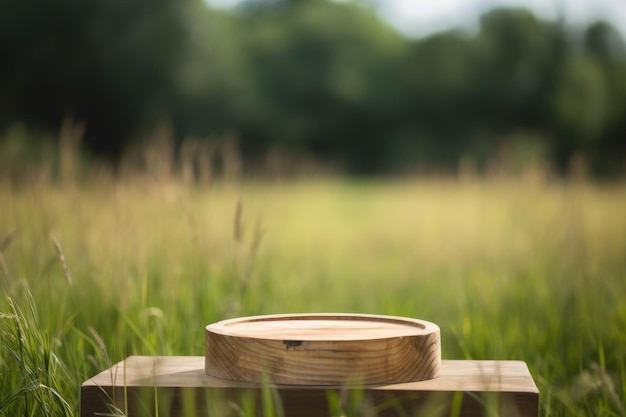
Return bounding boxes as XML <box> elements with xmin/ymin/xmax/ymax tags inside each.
<box><xmin>81</xmin><ymin>356</ymin><xmax>539</xmax><ymax>417</ymax></box>
<box><xmin>205</xmin><ymin>313</ymin><xmax>441</xmax><ymax>385</ymax></box>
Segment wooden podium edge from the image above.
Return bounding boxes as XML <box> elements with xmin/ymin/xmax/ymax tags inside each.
<box><xmin>81</xmin><ymin>356</ymin><xmax>539</xmax><ymax>417</ymax></box>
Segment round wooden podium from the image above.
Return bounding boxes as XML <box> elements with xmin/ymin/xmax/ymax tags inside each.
<box><xmin>205</xmin><ymin>313</ymin><xmax>441</xmax><ymax>385</ymax></box>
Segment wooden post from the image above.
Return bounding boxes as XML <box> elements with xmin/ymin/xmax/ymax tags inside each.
<box><xmin>81</xmin><ymin>356</ymin><xmax>539</xmax><ymax>417</ymax></box>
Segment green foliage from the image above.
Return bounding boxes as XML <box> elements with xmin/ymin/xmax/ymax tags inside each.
<box><xmin>0</xmin><ymin>283</ymin><xmax>73</xmax><ymax>416</ymax></box>
<box><xmin>0</xmin><ymin>0</ymin><xmax>192</xmax><ymax>154</ymax></box>
<box><xmin>550</xmin><ymin>52</ymin><xmax>609</xmax><ymax>142</ymax></box>
<box><xmin>233</xmin><ymin>0</ymin><xmax>408</xmax><ymax>172</ymax></box>
<box><xmin>173</xmin><ymin>5</ymin><xmax>252</xmax><ymax>138</ymax></box>
<box><xmin>1</xmin><ymin>1</ymin><xmax>626</xmax><ymax>174</ymax></box>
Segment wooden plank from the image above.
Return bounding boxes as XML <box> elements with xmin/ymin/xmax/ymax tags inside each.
<box><xmin>81</xmin><ymin>356</ymin><xmax>539</xmax><ymax>417</ymax></box>
<box><xmin>205</xmin><ymin>313</ymin><xmax>441</xmax><ymax>385</ymax></box>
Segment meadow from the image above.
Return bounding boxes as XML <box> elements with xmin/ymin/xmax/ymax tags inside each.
<box><xmin>1</xmin><ymin>168</ymin><xmax>625</xmax><ymax>416</ymax></box>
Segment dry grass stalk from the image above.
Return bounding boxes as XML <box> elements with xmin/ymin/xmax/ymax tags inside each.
<box><xmin>234</xmin><ymin>199</ymin><xmax>244</xmax><ymax>246</ymax></box>
<box><xmin>228</xmin><ymin>200</ymin><xmax>265</xmax><ymax>314</ymax></box>
<box><xmin>50</xmin><ymin>235</ymin><xmax>73</xmax><ymax>286</ymax></box>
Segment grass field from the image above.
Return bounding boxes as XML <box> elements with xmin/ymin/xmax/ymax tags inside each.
<box><xmin>1</xmin><ymin>172</ymin><xmax>625</xmax><ymax>416</ymax></box>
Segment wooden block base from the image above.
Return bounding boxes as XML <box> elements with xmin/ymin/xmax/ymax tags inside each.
<box><xmin>81</xmin><ymin>356</ymin><xmax>538</xmax><ymax>417</ymax></box>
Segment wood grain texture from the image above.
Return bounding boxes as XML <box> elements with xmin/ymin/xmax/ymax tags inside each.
<box><xmin>205</xmin><ymin>313</ymin><xmax>441</xmax><ymax>385</ymax></box>
<box><xmin>81</xmin><ymin>356</ymin><xmax>539</xmax><ymax>417</ymax></box>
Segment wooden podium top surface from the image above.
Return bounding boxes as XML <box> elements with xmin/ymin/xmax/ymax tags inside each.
<box><xmin>206</xmin><ymin>313</ymin><xmax>438</xmax><ymax>340</ymax></box>
<box><xmin>83</xmin><ymin>355</ymin><xmax>538</xmax><ymax>394</ymax></box>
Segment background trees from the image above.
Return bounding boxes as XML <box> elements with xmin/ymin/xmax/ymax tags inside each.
<box><xmin>1</xmin><ymin>0</ymin><xmax>625</xmax><ymax>176</ymax></box>
<box><xmin>1</xmin><ymin>0</ymin><xmax>193</xmax><ymax>157</ymax></box>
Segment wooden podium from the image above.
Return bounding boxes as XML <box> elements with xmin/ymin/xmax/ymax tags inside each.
<box><xmin>81</xmin><ymin>356</ymin><xmax>539</xmax><ymax>417</ymax></box>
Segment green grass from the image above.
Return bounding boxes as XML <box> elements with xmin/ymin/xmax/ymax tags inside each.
<box><xmin>1</xmin><ymin>175</ymin><xmax>625</xmax><ymax>416</ymax></box>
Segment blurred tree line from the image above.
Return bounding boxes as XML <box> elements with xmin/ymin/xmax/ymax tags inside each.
<box><xmin>1</xmin><ymin>0</ymin><xmax>626</xmax><ymax>177</ymax></box>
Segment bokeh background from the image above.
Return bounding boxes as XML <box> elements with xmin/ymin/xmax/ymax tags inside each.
<box><xmin>2</xmin><ymin>0</ymin><xmax>626</xmax><ymax>178</ymax></box>
<box><xmin>1</xmin><ymin>1</ymin><xmax>626</xmax><ymax>417</ymax></box>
